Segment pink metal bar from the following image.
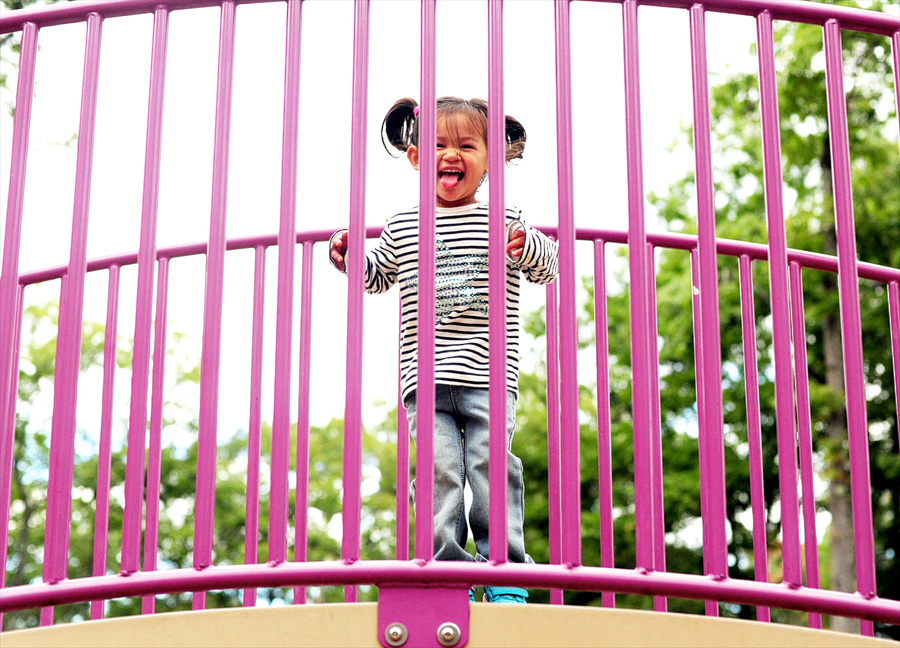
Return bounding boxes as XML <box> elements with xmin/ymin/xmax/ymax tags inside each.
<box><xmin>341</xmin><ymin>0</ymin><xmax>369</xmax><ymax>604</ymax></box>
<box><xmin>622</xmin><ymin>0</ymin><xmax>655</xmax><ymax>573</ymax></box>
<box><xmin>268</xmin><ymin>0</ymin><xmax>302</xmax><ymax>570</ymax></box>
<box><xmin>823</xmin><ymin>19</ymin><xmax>877</xmax><ymax>637</ymax></box>
<box><xmin>142</xmin><ymin>256</ymin><xmax>171</xmax><ymax>615</ymax></box>
<box><xmin>244</xmin><ymin>247</ymin><xmax>265</xmax><ymax>607</ymax></box>
<box><xmin>788</xmin><ymin>262</ymin><xmax>821</xmax><ymax>629</ymax></box>
<box><xmin>415</xmin><ymin>0</ymin><xmax>436</xmax><ymax>563</ymax></box>
<box><xmin>41</xmin><ymin>273</ymin><xmax>69</xmax><ymax>627</ymax></box>
<box><xmin>0</xmin><ymin>21</ymin><xmax>37</xmax><ymax>622</ymax></box>
<box><xmin>645</xmin><ymin>244</ymin><xmax>667</xmax><ymax>613</ymax></box>
<box><xmin>194</xmin><ymin>0</ymin><xmax>237</xmax><ymax>610</ymax></box>
<box><xmin>756</xmin><ymin>9</ymin><xmax>802</xmax><ymax>589</ymax></box>
<box><xmin>396</xmin><ymin>302</ymin><xmax>410</xmax><ymax>561</ymax></box>
<box><xmin>90</xmin><ymin>265</ymin><xmax>121</xmax><ymax>620</ymax></box>
<box><xmin>19</xmin><ymin>227</ymin><xmax>898</xmax><ymax>290</ymax></box>
<box><xmin>487</xmin><ymin>0</ymin><xmax>509</xmax><ymax>565</ymax></box>
<box><xmin>893</xmin><ymin>31</ymin><xmax>900</xmax><ymax>146</ymax></box>
<box><xmin>43</xmin><ymin>14</ymin><xmax>103</xmax><ymax>616</ymax></box>
<box><xmin>593</xmin><ymin>240</ymin><xmax>615</xmax><ymax>609</ymax></box>
<box><xmin>293</xmin><ymin>240</ymin><xmax>313</xmax><ymax>605</ymax></box>
<box><xmin>689</xmin><ymin>2</ymin><xmax>728</xmax><ymax>589</ymax></box>
<box><xmin>122</xmin><ymin>4</ymin><xmax>169</xmax><ymax>575</ymax></box>
<box><xmin>555</xmin><ymin>0</ymin><xmax>582</xmax><ymax>569</ymax></box>
<box><xmin>3</xmin><ymin>0</ymin><xmax>896</xmax><ymax>39</ymax></box>
<box><xmin>3</xmin><ymin>561</ymin><xmax>900</xmax><ymax>624</ymax></box>
<box><xmin>0</xmin><ymin>284</ymin><xmax>25</xmax><ymax>630</ymax></box>
<box><xmin>690</xmin><ymin>250</ymin><xmax>716</xmax><ymax>617</ymax></box>
<box><xmin>738</xmin><ymin>255</ymin><xmax>771</xmax><ymax>623</ymax></box>
<box><xmin>545</xmin><ymin>278</ymin><xmax>563</xmax><ymax>605</ymax></box>
<box><xmin>890</xmin><ymin>281</ymin><xmax>900</xmax><ymax>452</ymax></box>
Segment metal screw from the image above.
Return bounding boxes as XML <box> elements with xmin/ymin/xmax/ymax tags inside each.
<box><xmin>384</xmin><ymin>622</ymin><xmax>408</xmax><ymax>647</ymax></box>
<box><xmin>436</xmin><ymin>622</ymin><xmax>461</xmax><ymax>647</ymax></box>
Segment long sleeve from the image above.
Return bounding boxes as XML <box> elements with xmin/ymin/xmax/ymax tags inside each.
<box><xmin>510</xmin><ymin>219</ymin><xmax>559</xmax><ymax>285</ymax></box>
<box><xmin>363</xmin><ymin>224</ymin><xmax>400</xmax><ymax>294</ymax></box>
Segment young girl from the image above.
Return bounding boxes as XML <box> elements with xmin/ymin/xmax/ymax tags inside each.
<box><xmin>329</xmin><ymin>97</ymin><xmax>558</xmax><ymax>604</ymax></box>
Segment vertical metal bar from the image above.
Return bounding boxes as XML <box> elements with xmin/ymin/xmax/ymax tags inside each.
<box><xmin>487</xmin><ymin>0</ymin><xmax>509</xmax><ymax>565</ymax></box>
<box><xmin>244</xmin><ymin>246</ymin><xmax>266</xmax><ymax>607</ymax></box>
<box><xmin>194</xmin><ymin>0</ymin><xmax>237</xmax><ymax>610</ymax></box>
<box><xmin>690</xmin><ymin>249</ymin><xmax>716</xmax><ymax>617</ymax></box>
<box><xmin>890</xmin><ymin>281</ymin><xmax>900</xmax><ymax>455</ymax></box>
<box><xmin>41</xmin><ymin>274</ymin><xmax>69</xmax><ymax>627</ymax></box>
<box><xmin>0</xmin><ymin>22</ymin><xmax>38</xmax><ymax>622</ymax></box>
<box><xmin>555</xmin><ymin>0</ymin><xmax>582</xmax><ymax>569</ymax></box>
<box><xmin>341</xmin><ymin>0</ymin><xmax>370</xmax><ymax>603</ymax></box>
<box><xmin>622</xmin><ymin>0</ymin><xmax>654</xmax><ymax>573</ymax></box>
<box><xmin>293</xmin><ymin>241</ymin><xmax>313</xmax><ymax>605</ymax></box>
<box><xmin>396</xmin><ymin>299</ymin><xmax>410</xmax><ymax>561</ymax></box>
<box><xmin>269</xmin><ymin>0</ymin><xmax>303</xmax><ymax>572</ymax></box>
<box><xmin>142</xmin><ymin>256</ymin><xmax>170</xmax><ymax>615</ymax></box>
<box><xmin>123</xmin><ymin>5</ymin><xmax>169</xmax><ymax>575</ymax></box>
<box><xmin>893</xmin><ymin>31</ymin><xmax>899</xmax><ymax>149</ymax></box>
<box><xmin>823</xmin><ymin>20</ymin><xmax>876</xmax><ymax>636</ymax></box>
<box><xmin>646</xmin><ymin>243</ymin><xmax>667</xmax><ymax>613</ymax></box>
<box><xmin>739</xmin><ymin>255</ymin><xmax>770</xmax><ymax>623</ymax></box>
<box><xmin>593</xmin><ymin>240</ymin><xmax>615</xmax><ymax>609</ymax></box>
<box><xmin>44</xmin><ymin>16</ymin><xmax>103</xmax><ymax>623</ymax></box>
<box><xmin>756</xmin><ymin>9</ymin><xmax>802</xmax><ymax>590</ymax></box>
<box><xmin>0</xmin><ymin>284</ymin><xmax>24</xmax><ymax>631</ymax></box>
<box><xmin>788</xmin><ymin>262</ymin><xmax>821</xmax><ymax>629</ymax></box>
<box><xmin>545</xmin><ymin>278</ymin><xmax>563</xmax><ymax>605</ymax></box>
<box><xmin>689</xmin><ymin>2</ymin><xmax>728</xmax><ymax>588</ymax></box>
<box><xmin>90</xmin><ymin>265</ymin><xmax>120</xmax><ymax>620</ymax></box>
<box><xmin>415</xmin><ymin>0</ymin><xmax>437</xmax><ymax>564</ymax></box>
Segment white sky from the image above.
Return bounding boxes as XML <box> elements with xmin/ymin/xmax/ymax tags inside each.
<box><xmin>0</xmin><ymin>0</ymin><xmax>767</xmax><ymax>441</ymax></box>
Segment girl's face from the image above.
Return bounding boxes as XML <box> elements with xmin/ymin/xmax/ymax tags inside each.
<box><xmin>407</xmin><ymin>114</ymin><xmax>488</xmax><ymax>208</ymax></box>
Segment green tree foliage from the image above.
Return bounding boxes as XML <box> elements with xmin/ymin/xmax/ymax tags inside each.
<box><xmin>510</xmin><ymin>2</ymin><xmax>898</xmax><ymax>635</ymax></box>
<box><xmin>4</xmin><ymin>301</ymin><xmax>405</xmax><ymax>629</ymax></box>
<box><xmin>637</xmin><ymin>0</ymin><xmax>898</xmax><ymax>635</ymax></box>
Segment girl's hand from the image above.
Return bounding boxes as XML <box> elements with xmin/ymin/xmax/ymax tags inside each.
<box><xmin>330</xmin><ymin>229</ymin><xmax>349</xmax><ymax>272</ymax></box>
<box><xmin>506</xmin><ymin>224</ymin><xmax>525</xmax><ymax>259</ymax></box>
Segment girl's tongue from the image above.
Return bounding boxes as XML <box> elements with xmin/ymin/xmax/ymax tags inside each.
<box><xmin>439</xmin><ymin>171</ymin><xmax>462</xmax><ymax>189</ymax></box>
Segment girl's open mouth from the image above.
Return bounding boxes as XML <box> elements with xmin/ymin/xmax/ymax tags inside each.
<box><xmin>439</xmin><ymin>169</ymin><xmax>464</xmax><ymax>189</ymax></box>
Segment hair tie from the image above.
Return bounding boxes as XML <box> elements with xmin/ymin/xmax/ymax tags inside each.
<box><xmin>413</xmin><ymin>106</ymin><xmax>420</xmax><ymax>117</ymax></box>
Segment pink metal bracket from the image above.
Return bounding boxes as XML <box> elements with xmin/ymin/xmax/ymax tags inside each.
<box><xmin>377</xmin><ymin>585</ymin><xmax>470</xmax><ymax>648</ymax></box>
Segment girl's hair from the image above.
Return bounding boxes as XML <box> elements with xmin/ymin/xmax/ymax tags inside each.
<box><xmin>381</xmin><ymin>96</ymin><xmax>526</xmax><ymax>164</ymax></box>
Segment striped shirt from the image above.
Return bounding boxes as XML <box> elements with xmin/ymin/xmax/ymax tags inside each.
<box><xmin>355</xmin><ymin>202</ymin><xmax>558</xmax><ymax>403</ymax></box>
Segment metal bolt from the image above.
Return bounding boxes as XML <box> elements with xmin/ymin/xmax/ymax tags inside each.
<box><xmin>436</xmin><ymin>622</ymin><xmax>461</xmax><ymax>647</ymax></box>
<box><xmin>384</xmin><ymin>622</ymin><xmax>408</xmax><ymax>647</ymax></box>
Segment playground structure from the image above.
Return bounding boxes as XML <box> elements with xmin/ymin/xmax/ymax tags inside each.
<box><xmin>1</xmin><ymin>0</ymin><xmax>899</xmax><ymax>646</ymax></box>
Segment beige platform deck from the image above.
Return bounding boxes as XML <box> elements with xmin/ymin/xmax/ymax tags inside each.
<box><xmin>3</xmin><ymin>603</ymin><xmax>898</xmax><ymax>648</ymax></box>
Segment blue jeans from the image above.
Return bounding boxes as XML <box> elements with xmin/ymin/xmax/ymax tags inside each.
<box><xmin>406</xmin><ymin>385</ymin><xmax>529</xmax><ymax>563</ymax></box>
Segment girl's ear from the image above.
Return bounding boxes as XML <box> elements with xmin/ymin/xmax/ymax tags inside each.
<box><xmin>406</xmin><ymin>145</ymin><xmax>419</xmax><ymax>170</ymax></box>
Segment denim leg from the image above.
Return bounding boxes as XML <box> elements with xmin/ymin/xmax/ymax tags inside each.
<box><xmin>455</xmin><ymin>387</ymin><xmax>528</xmax><ymax>564</ymax></box>
<box><xmin>406</xmin><ymin>386</ymin><xmax>472</xmax><ymax>562</ymax></box>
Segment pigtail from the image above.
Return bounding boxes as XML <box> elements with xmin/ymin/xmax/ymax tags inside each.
<box><xmin>504</xmin><ymin>114</ymin><xmax>526</xmax><ymax>163</ymax></box>
<box><xmin>381</xmin><ymin>95</ymin><xmax>526</xmax><ymax>164</ymax></box>
<box><xmin>381</xmin><ymin>97</ymin><xmax>419</xmax><ymax>157</ymax></box>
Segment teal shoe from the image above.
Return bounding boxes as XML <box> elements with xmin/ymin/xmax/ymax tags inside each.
<box><xmin>484</xmin><ymin>586</ymin><xmax>528</xmax><ymax>604</ymax></box>
<box><xmin>469</xmin><ymin>587</ymin><xmax>476</xmax><ymax>602</ymax></box>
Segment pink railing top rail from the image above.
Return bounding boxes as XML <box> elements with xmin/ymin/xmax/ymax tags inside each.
<box><xmin>2</xmin><ymin>0</ymin><xmax>899</xmax><ymax>35</ymax></box>
<box><xmin>1</xmin><ymin>0</ymin><xmax>898</xmax><ymax>641</ymax></box>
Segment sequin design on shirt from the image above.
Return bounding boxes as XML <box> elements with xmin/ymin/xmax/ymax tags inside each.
<box><xmin>405</xmin><ymin>234</ymin><xmax>489</xmax><ymax>323</ymax></box>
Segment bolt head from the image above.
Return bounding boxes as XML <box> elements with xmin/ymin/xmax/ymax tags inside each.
<box><xmin>384</xmin><ymin>622</ymin><xmax>408</xmax><ymax>647</ymax></box>
<box><xmin>436</xmin><ymin>621</ymin><xmax>461</xmax><ymax>647</ymax></box>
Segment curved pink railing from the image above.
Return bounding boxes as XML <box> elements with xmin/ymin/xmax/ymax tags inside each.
<box><xmin>1</xmin><ymin>0</ymin><xmax>898</xmax><ymax>641</ymax></box>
